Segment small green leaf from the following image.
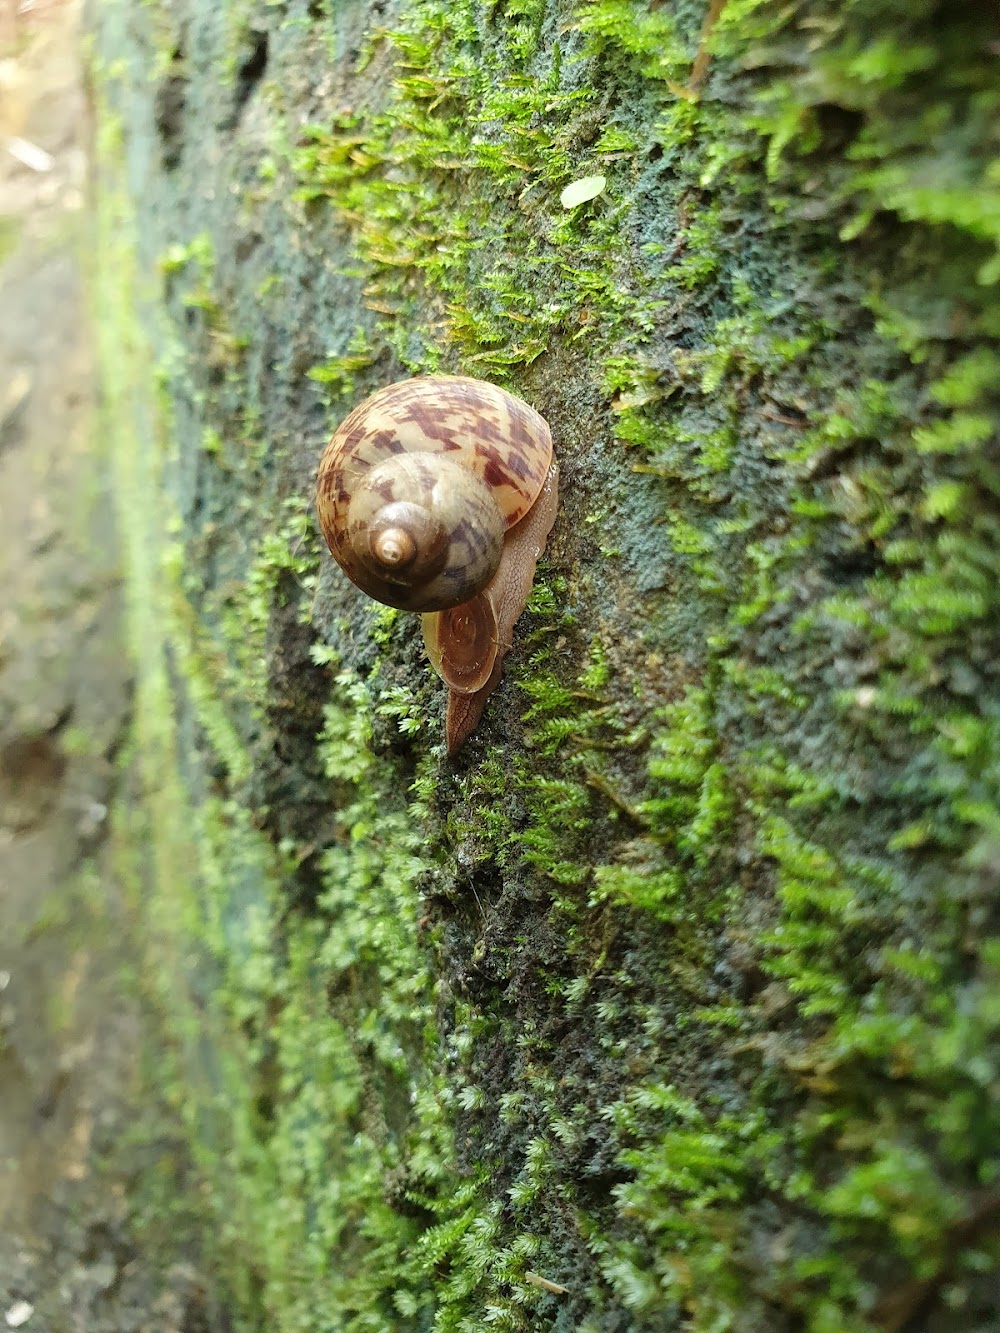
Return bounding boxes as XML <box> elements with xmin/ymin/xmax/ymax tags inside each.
<box><xmin>560</xmin><ymin>174</ymin><xmax>607</xmax><ymax>208</ymax></box>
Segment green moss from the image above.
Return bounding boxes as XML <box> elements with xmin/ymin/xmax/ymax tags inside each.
<box><xmin>94</xmin><ymin>0</ymin><xmax>1000</xmax><ymax>1328</ymax></box>
<box><xmin>307</xmin><ymin>327</ymin><xmax>375</xmax><ymax>400</ymax></box>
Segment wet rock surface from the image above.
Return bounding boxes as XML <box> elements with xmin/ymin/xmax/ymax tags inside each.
<box><xmin>0</xmin><ymin>4</ymin><xmax>214</xmax><ymax>1327</ymax></box>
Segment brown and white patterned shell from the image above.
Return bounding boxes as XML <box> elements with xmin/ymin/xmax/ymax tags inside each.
<box><xmin>315</xmin><ymin>376</ymin><xmax>553</xmax><ymax>613</ymax></box>
<box><xmin>422</xmin><ymin>458</ymin><xmax>559</xmax><ymax>753</ymax></box>
<box><xmin>315</xmin><ymin>374</ymin><xmax>559</xmax><ymax>754</ymax></box>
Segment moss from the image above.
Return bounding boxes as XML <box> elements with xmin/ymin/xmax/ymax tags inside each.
<box><xmin>94</xmin><ymin>0</ymin><xmax>1000</xmax><ymax>1328</ymax></box>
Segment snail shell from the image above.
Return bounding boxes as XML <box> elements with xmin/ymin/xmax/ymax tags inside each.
<box><xmin>316</xmin><ymin>375</ymin><xmax>558</xmax><ymax>753</ymax></box>
<box><xmin>316</xmin><ymin>375</ymin><xmax>552</xmax><ymax>613</ymax></box>
<box><xmin>423</xmin><ymin>459</ymin><xmax>559</xmax><ymax>753</ymax></box>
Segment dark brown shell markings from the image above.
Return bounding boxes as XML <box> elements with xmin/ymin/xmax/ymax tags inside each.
<box><xmin>316</xmin><ymin>375</ymin><xmax>559</xmax><ymax>754</ymax></box>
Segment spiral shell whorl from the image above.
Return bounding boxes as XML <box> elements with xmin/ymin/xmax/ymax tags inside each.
<box><xmin>316</xmin><ymin>375</ymin><xmax>553</xmax><ymax>614</ymax></box>
<box><xmin>344</xmin><ymin>454</ymin><xmax>504</xmax><ymax>612</ymax></box>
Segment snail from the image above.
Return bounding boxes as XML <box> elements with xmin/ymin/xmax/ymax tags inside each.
<box><xmin>316</xmin><ymin>375</ymin><xmax>559</xmax><ymax>754</ymax></box>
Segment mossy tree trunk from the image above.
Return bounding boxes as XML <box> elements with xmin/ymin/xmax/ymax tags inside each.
<box><xmin>92</xmin><ymin>1</ymin><xmax>999</xmax><ymax>1329</ymax></box>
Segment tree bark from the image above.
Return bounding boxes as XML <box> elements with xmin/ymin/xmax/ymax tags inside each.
<box><xmin>92</xmin><ymin>1</ymin><xmax>1000</xmax><ymax>1329</ymax></box>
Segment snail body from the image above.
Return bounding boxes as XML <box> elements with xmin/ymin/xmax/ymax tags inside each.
<box><xmin>316</xmin><ymin>376</ymin><xmax>558</xmax><ymax>753</ymax></box>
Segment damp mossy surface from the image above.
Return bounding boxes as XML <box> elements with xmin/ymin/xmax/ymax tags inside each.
<box><xmin>93</xmin><ymin>0</ymin><xmax>999</xmax><ymax>1328</ymax></box>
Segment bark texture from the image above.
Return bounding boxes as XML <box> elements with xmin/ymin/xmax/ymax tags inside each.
<box><xmin>92</xmin><ymin>1</ymin><xmax>999</xmax><ymax>1329</ymax></box>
